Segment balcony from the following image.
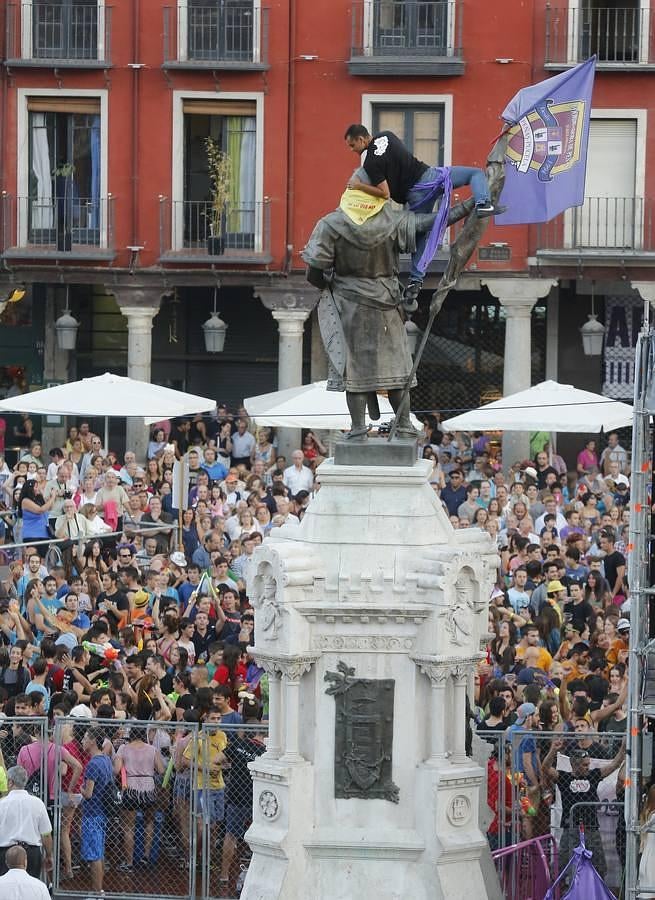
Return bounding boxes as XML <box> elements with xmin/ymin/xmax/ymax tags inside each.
<box><xmin>162</xmin><ymin>3</ymin><xmax>268</xmax><ymax>70</ymax></box>
<box><xmin>349</xmin><ymin>0</ymin><xmax>464</xmax><ymax>75</ymax></box>
<box><xmin>535</xmin><ymin>196</ymin><xmax>655</xmax><ymax>262</ymax></box>
<box><xmin>1</xmin><ymin>194</ymin><xmax>115</xmax><ymax>260</ymax></box>
<box><xmin>545</xmin><ymin>6</ymin><xmax>655</xmax><ymax>69</ymax></box>
<box><xmin>159</xmin><ymin>198</ymin><xmax>271</xmax><ymax>263</ymax></box>
<box><xmin>5</xmin><ymin>3</ymin><xmax>111</xmax><ymax>68</ymax></box>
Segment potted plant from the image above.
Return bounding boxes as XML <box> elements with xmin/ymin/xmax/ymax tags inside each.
<box><xmin>204</xmin><ymin>137</ymin><xmax>231</xmax><ymax>256</ymax></box>
<box><xmin>53</xmin><ymin>161</ymin><xmax>75</xmax><ymax>251</ymax></box>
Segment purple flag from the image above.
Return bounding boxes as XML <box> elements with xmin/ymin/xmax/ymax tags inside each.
<box><xmin>495</xmin><ymin>56</ymin><xmax>596</xmax><ymax>225</ymax></box>
<box><xmin>545</xmin><ymin>833</ymin><xmax>617</xmax><ymax>900</ymax></box>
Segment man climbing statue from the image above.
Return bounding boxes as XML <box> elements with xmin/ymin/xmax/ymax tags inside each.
<box><xmin>344</xmin><ymin>124</ymin><xmax>504</xmax><ymax>311</ymax></box>
<box><xmin>301</xmin><ymin>172</ymin><xmax>438</xmax><ymax>442</ymax></box>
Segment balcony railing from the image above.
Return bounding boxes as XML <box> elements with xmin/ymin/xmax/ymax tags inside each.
<box><xmin>2</xmin><ymin>194</ymin><xmax>115</xmax><ymax>258</ymax></box>
<box><xmin>545</xmin><ymin>6</ymin><xmax>655</xmax><ymax>67</ymax></box>
<box><xmin>162</xmin><ymin>3</ymin><xmax>268</xmax><ymax>68</ymax></box>
<box><xmin>349</xmin><ymin>0</ymin><xmax>464</xmax><ymax>75</ymax></box>
<box><xmin>159</xmin><ymin>198</ymin><xmax>271</xmax><ymax>262</ymax></box>
<box><xmin>5</xmin><ymin>3</ymin><xmax>112</xmax><ymax>66</ymax></box>
<box><xmin>535</xmin><ymin>196</ymin><xmax>655</xmax><ymax>256</ymax></box>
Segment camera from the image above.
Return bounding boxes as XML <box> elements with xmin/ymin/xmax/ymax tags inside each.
<box><xmin>62</xmin><ymin>489</ymin><xmax>72</xmax><ymax>500</ymax></box>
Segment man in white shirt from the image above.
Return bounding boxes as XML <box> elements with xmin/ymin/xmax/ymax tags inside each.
<box><xmin>230</xmin><ymin>419</ymin><xmax>256</xmax><ymax>467</ymax></box>
<box><xmin>0</xmin><ymin>766</ymin><xmax>53</xmax><ymax>879</ymax></box>
<box><xmin>534</xmin><ymin>496</ymin><xmax>567</xmax><ymax>534</ymax></box>
<box><xmin>0</xmin><ymin>845</ymin><xmax>50</xmax><ymax>900</ymax></box>
<box><xmin>283</xmin><ymin>451</ymin><xmax>314</xmax><ymax>495</ymax></box>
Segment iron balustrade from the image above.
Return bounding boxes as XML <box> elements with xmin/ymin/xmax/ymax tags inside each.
<box><xmin>350</xmin><ymin>0</ymin><xmax>462</xmax><ymax>58</ymax></box>
<box><xmin>545</xmin><ymin>6</ymin><xmax>655</xmax><ymax>66</ymax></box>
<box><xmin>1</xmin><ymin>195</ymin><xmax>114</xmax><ymax>254</ymax></box>
<box><xmin>5</xmin><ymin>2</ymin><xmax>112</xmax><ymax>65</ymax></box>
<box><xmin>535</xmin><ymin>196</ymin><xmax>655</xmax><ymax>254</ymax></box>
<box><xmin>162</xmin><ymin>2</ymin><xmax>268</xmax><ymax>67</ymax></box>
<box><xmin>159</xmin><ymin>197</ymin><xmax>271</xmax><ymax>260</ymax></box>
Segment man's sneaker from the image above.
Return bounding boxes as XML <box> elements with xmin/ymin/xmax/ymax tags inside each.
<box><xmin>475</xmin><ymin>201</ymin><xmax>502</xmax><ymax>219</ymax></box>
<box><xmin>403</xmin><ymin>279</ymin><xmax>422</xmax><ymax>313</ymax></box>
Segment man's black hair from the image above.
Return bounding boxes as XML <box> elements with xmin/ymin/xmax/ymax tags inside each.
<box><xmin>344</xmin><ymin>124</ymin><xmax>370</xmax><ymax>141</ymax></box>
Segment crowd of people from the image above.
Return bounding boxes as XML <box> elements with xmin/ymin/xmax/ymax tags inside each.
<box><xmin>0</xmin><ymin>407</ymin><xmax>645</xmax><ymax>895</ymax></box>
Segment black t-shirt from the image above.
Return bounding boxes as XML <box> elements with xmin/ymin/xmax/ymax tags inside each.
<box><xmin>604</xmin><ymin>550</ymin><xmax>626</xmax><ymax>591</ymax></box>
<box><xmin>223</xmin><ymin>735</ymin><xmax>266</xmax><ymax>803</ymax></box>
<box><xmin>97</xmin><ymin>589</ymin><xmax>130</xmax><ymax>612</ymax></box>
<box><xmin>192</xmin><ymin>625</ymin><xmax>216</xmax><ymax>664</ymax></box>
<box><xmin>558</xmin><ymin>767</ymin><xmax>603</xmax><ymax>828</ymax></box>
<box><xmin>362</xmin><ymin>131</ymin><xmax>428</xmax><ymax>204</ymax></box>
<box><xmin>536</xmin><ymin>466</ymin><xmax>559</xmax><ymax>489</ymax></box>
<box><xmin>563</xmin><ymin>598</ymin><xmax>594</xmax><ymax>633</ymax></box>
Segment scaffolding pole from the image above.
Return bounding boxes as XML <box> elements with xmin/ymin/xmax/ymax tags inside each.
<box><xmin>625</xmin><ymin>299</ymin><xmax>653</xmax><ymax>899</ymax></box>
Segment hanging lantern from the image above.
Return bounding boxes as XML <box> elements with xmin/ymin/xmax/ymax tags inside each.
<box><xmin>203</xmin><ymin>287</ymin><xmax>228</xmax><ymax>353</ymax></box>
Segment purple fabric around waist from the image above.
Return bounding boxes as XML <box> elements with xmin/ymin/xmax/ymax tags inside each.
<box><xmin>408</xmin><ymin>166</ymin><xmax>452</xmax><ymax>276</ymax></box>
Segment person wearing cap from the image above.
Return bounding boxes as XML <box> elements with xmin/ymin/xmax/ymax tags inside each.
<box><xmin>542</xmin><ymin>735</ymin><xmax>624</xmax><ymax>880</ymax></box>
<box><xmin>439</xmin><ymin>469</ymin><xmax>468</xmax><ymax>517</ymax></box>
<box><xmin>607</xmin><ymin>618</ymin><xmax>630</xmax><ymax>667</ymax></box>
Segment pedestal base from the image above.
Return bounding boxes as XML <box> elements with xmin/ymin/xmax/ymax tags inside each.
<box><xmin>334</xmin><ymin>437</ymin><xmax>417</xmax><ymax>467</ymax></box>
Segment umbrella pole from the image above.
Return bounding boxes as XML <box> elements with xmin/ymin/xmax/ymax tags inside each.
<box><xmin>104</xmin><ymin>417</ymin><xmax>109</xmax><ymax>451</ymax></box>
<box><xmin>177</xmin><ymin>456</ymin><xmax>185</xmax><ymax>549</ymax></box>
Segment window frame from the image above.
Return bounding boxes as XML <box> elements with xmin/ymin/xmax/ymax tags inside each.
<box><xmin>371</xmin><ymin>103</ymin><xmax>446</xmax><ymax>168</ymax></box>
<box><xmin>361</xmin><ymin>93</ymin><xmax>453</xmax><ymax>170</ymax></box>
<box><xmin>21</xmin><ymin>0</ymin><xmax>106</xmax><ymax>62</ymax></box>
<box><xmin>176</xmin><ymin>0</ymin><xmax>262</xmax><ymax>63</ymax></box>
<box><xmin>564</xmin><ymin>0</ymin><xmax>650</xmax><ymax>65</ymax></box>
<box><xmin>171</xmin><ymin>91</ymin><xmax>264</xmax><ymax>253</ymax></box>
<box><xmin>17</xmin><ymin>88</ymin><xmax>109</xmax><ymax>248</ymax></box>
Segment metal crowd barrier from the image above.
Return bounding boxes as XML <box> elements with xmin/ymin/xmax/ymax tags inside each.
<box><xmin>45</xmin><ymin>717</ymin><xmax>267</xmax><ymax>900</ymax></box>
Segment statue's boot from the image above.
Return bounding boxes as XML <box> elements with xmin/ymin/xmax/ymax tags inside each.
<box><xmin>344</xmin><ymin>391</ymin><xmax>370</xmax><ymax>442</ymax></box>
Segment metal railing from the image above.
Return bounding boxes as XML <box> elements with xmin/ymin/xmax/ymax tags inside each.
<box><xmin>163</xmin><ymin>3</ymin><xmax>268</xmax><ymax>66</ymax></box>
<box><xmin>6</xmin><ymin>3</ymin><xmax>112</xmax><ymax>65</ymax></box>
<box><xmin>2</xmin><ymin>194</ymin><xmax>114</xmax><ymax>254</ymax></box>
<box><xmin>492</xmin><ymin>834</ymin><xmax>558</xmax><ymax>900</ymax></box>
<box><xmin>45</xmin><ymin>718</ymin><xmax>267</xmax><ymax>900</ymax></box>
<box><xmin>534</xmin><ymin>196</ymin><xmax>655</xmax><ymax>254</ymax></box>
<box><xmin>545</xmin><ymin>6</ymin><xmax>654</xmax><ymax>65</ymax></box>
<box><xmin>159</xmin><ymin>197</ymin><xmax>271</xmax><ymax>259</ymax></box>
<box><xmin>351</xmin><ymin>0</ymin><xmax>462</xmax><ymax>58</ymax></box>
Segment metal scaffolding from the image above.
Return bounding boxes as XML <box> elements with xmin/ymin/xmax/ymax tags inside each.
<box><xmin>625</xmin><ymin>299</ymin><xmax>654</xmax><ymax>898</ymax></box>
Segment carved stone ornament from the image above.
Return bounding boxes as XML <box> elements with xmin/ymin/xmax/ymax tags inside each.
<box><xmin>312</xmin><ymin>634</ymin><xmax>415</xmax><ymax>653</ymax></box>
<box><xmin>447</xmin><ymin>794</ymin><xmax>472</xmax><ymax>827</ymax></box>
<box><xmin>444</xmin><ymin>572</ymin><xmax>475</xmax><ymax>647</ymax></box>
<box><xmin>258</xmin><ymin>789</ymin><xmax>280</xmax><ymax>820</ymax></box>
<box><xmin>325</xmin><ymin>661</ymin><xmax>399</xmax><ymax>804</ymax></box>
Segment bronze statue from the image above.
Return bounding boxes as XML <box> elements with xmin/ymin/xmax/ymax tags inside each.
<box><xmin>301</xmin><ymin>173</ymin><xmax>436</xmax><ymax>441</ymax></box>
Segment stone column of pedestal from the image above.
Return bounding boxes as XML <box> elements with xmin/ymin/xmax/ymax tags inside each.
<box><xmin>264</xmin><ymin>668</ymin><xmax>283</xmax><ymax>759</ymax></box>
<box><xmin>111</xmin><ymin>286</ymin><xmax>164</xmax><ymax>464</ymax></box>
<box><xmin>451</xmin><ymin>665</ymin><xmax>471</xmax><ymax>766</ymax></box>
<box><xmin>413</xmin><ymin>657</ymin><xmax>449</xmax><ymax>764</ymax></box>
<box><xmin>276</xmin><ymin>654</ymin><xmax>319</xmax><ymax>764</ymax></box>
<box><xmin>482</xmin><ymin>279</ymin><xmax>556</xmax><ymax>468</ymax></box>
<box><xmin>255</xmin><ymin>284</ymin><xmax>317</xmax><ymax>460</ymax></box>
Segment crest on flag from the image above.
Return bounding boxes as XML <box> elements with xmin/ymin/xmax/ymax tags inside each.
<box><xmin>495</xmin><ymin>56</ymin><xmax>596</xmax><ymax>225</ymax></box>
<box><xmin>506</xmin><ymin>100</ymin><xmax>586</xmax><ymax>182</ymax></box>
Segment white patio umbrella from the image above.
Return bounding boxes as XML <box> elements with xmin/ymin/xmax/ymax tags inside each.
<box><xmin>441</xmin><ymin>380</ymin><xmax>634</xmax><ymax>433</ymax></box>
<box><xmin>0</xmin><ymin>372</ymin><xmax>217</xmax><ymax>446</ymax></box>
<box><xmin>245</xmin><ymin>381</ymin><xmax>422</xmax><ymax>431</ymax></box>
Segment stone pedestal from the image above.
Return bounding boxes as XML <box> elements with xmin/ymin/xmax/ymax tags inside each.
<box><xmin>243</xmin><ymin>458</ymin><xmax>502</xmax><ymax>900</ymax></box>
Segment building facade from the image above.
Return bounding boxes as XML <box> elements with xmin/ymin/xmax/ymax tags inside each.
<box><xmin>0</xmin><ymin>0</ymin><xmax>652</xmax><ymax>459</ymax></box>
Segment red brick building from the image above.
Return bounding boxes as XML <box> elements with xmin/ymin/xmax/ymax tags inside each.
<box><xmin>0</xmin><ymin>0</ymin><xmax>652</xmax><ymax>459</ymax></box>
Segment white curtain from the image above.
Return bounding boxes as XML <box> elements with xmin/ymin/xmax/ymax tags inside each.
<box><xmin>239</xmin><ymin>116</ymin><xmax>256</xmax><ymax>233</ymax></box>
<box><xmin>31</xmin><ymin>113</ymin><xmax>53</xmax><ymax>229</ymax></box>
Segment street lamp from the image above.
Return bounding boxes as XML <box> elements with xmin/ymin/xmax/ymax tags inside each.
<box><xmin>55</xmin><ymin>288</ymin><xmax>79</xmax><ymax>350</ymax></box>
<box><xmin>203</xmin><ymin>287</ymin><xmax>228</xmax><ymax>353</ymax></box>
<box><xmin>580</xmin><ymin>282</ymin><xmax>604</xmax><ymax>356</ymax></box>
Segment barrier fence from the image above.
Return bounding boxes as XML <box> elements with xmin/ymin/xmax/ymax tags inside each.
<box><xmin>478</xmin><ymin>728</ymin><xmax>626</xmax><ymax>898</ymax></box>
<box><xmin>2</xmin><ymin>717</ymin><xmax>267</xmax><ymax>900</ymax></box>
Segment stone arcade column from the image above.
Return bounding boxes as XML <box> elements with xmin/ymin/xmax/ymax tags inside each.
<box><xmin>255</xmin><ymin>283</ymin><xmax>317</xmax><ymax>459</ymax></box>
<box><xmin>110</xmin><ymin>286</ymin><xmax>164</xmax><ymax>464</ymax></box>
<box><xmin>242</xmin><ymin>457</ymin><xmax>502</xmax><ymax>900</ymax></box>
<box><xmin>482</xmin><ymin>279</ymin><xmax>556</xmax><ymax>468</ymax></box>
